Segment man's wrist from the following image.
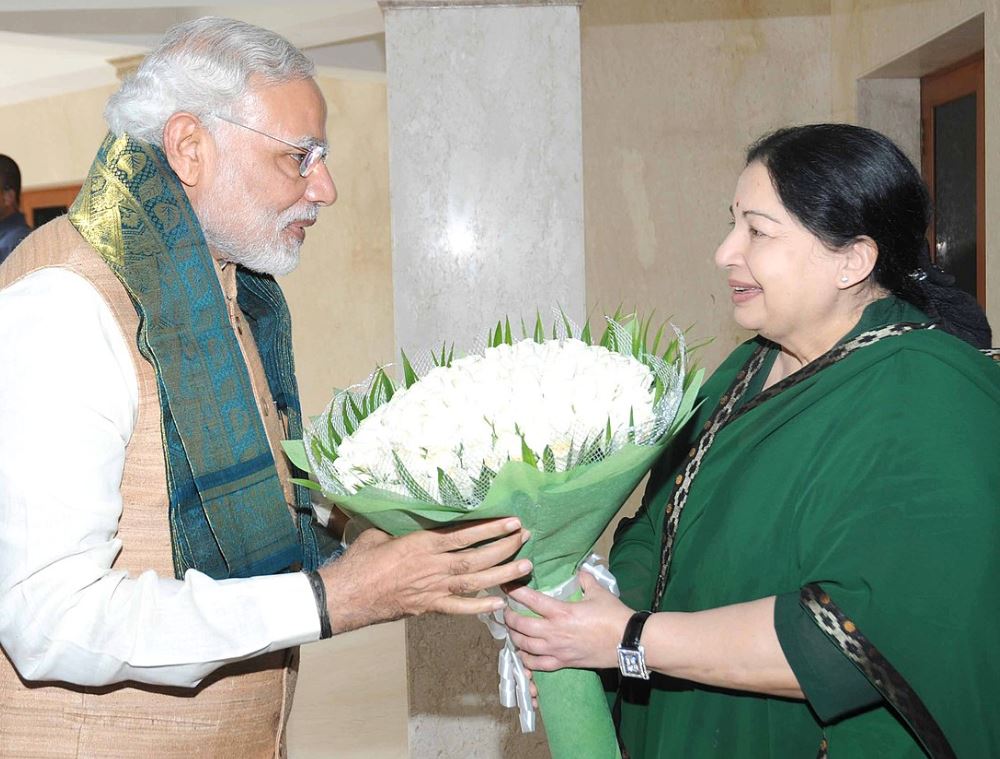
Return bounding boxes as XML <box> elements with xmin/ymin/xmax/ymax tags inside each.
<box><xmin>304</xmin><ymin>570</ymin><xmax>333</xmax><ymax>640</ymax></box>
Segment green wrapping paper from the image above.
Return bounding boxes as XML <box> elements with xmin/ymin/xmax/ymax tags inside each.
<box><xmin>322</xmin><ymin>441</ymin><xmax>672</xmax><ymax>759</ymax></box>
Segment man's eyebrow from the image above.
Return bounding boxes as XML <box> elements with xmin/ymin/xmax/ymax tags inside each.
<box><xmin>728</xmin><ymin>205</ymin><xmax>782</xmax><ymax>224</ymax></box>
<box><xmin>297</xmin><ymin>136</ymin><xmax>327</xmax><ymax>150</ymax></box>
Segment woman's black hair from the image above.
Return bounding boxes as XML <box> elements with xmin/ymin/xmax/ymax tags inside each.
<box><xmin>746</xmin><ymin>123</ymin><xmax>991</xmax><ymax>349</ymax></box>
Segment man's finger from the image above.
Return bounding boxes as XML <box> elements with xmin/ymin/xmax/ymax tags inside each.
<box><xmin>436</xmin><ymin>517</ymin><xmax>522</xmax><ymax>551</ymax></box>
<box><xmin>448</xmin><ymin>530</ymin><xmax>527</xmax><ymax>574</ymax></box>
<box><xmin>433</xmin><ymin>594</ymin><xmax>508</xmax><ymax>617</ymax></box>
<box><xmin>448</xmin><ymin>560</ymin><xmax>532</xmax><ymax>596</ymax></box>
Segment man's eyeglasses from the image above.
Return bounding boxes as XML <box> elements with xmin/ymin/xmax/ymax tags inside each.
<box><xmin>212</xmin><ymin>114</ymin><xmax>328</xmax><ymax>178</ymax></box>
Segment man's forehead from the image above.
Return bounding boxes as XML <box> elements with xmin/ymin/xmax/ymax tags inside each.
<box><xmin>245</xmin><ymin>78</ymin><xmax>328</xmax><ymax>138</ymax></box>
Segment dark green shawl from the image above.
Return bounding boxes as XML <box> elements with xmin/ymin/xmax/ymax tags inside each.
<box><xmin>611</xmin><ymin>296</ymin><xmax>1000</xmax><ymax>757</ymax></box>
<box><xmin>69</xmin><ymin>132</ymin><xmax>336</xmax><ymax>579</ymax></box>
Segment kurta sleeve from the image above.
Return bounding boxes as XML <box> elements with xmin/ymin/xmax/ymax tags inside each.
<box><xmin>796</xmin><ymin>343</ymin><xmax>1000</xmax><ymax>755</ymax></box>
<box><xmin>773</xmin><ymin>591</ymin><xmax>881</xmax><ymax>721</ymax></box>
<box><xmin>0</xmin><ymin>269</ymin><xmax>322</xmax><ymax>689</ymax></box>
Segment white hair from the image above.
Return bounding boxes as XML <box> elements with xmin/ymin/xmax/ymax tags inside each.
<box><xmin>105</xmin><ymin>16</ymin><xmax>315</xmax><ymax>145</ymax></box>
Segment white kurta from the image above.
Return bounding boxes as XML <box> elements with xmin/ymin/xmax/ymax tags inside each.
<box><xmin>0</xmin><ymin>268</ymin><xmax>320</xmax><ymax>688</ymax></box>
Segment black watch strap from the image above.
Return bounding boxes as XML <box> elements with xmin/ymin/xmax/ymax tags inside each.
<box><xmin>618</xmin><ymin>610</ymin><xmax>653</xmax><ymax>679</ymax></box>
<box><xmin>622</xmin><ymin>610</ymin><xmax>652</xmax><ymax>648</ymax></box>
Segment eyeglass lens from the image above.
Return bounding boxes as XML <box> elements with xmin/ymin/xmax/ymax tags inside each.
<box><xmin>299</xmin><ymin>146</ymin><xmax>328</xmax><ymax>178</ymax></box>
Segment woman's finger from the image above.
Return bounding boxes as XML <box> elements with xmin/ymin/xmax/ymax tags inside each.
<box><xmin>518</xmin><ymin>652</ymin><xmax>562</xmax><ymax>672</ymax></box>
<box><xmin>506</xmin><ymin>584</ymin><xmax>564</xmax><ymax>617</ymax></box>
<box><xmin>508</xmin><ymin>629</ymin><xmax>548</xmax><ymax>656</ymax></box>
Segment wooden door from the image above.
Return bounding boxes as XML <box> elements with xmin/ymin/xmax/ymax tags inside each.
<box><xmin>921</xmin><ymin>53</ymin><xmax>985</xmax><ymax>306</ymax></box>
<box><xmin>20</xmin><ymin>183</ymin><xmax>82</xmax><ymax>230</ymax></box>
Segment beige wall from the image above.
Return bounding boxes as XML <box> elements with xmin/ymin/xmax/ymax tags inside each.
<box><xmin>581</xmin><ymin>0</ymin><xmax>833</xmax><ymax>376</ymax></box>
<box><xmin>0</xmin><ymin>84</ymin><xmax>114</xmax><ymax>188</ymax></box>
<box><xmin>830</xmin><ymin>0</ymin><xmax>1000</xmax><ymax>337</ymax></box>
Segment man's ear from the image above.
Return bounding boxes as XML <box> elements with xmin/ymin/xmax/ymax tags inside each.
<box><xmin>838</xmin><ymin>236</ymin><xmax>879</xmax><ymax>289</ymax></box>
<box><xmin>162</xmin><ymin>112</ymin><xmax>208</xmax><ymax>187</ymax></box>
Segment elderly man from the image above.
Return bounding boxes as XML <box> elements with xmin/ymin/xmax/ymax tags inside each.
<box><xmin>0</xmin><ymin>17</ymin><xmax>529</xmax><ymax>757</ymax></box>
<box><xmin>0</xmin><ymin>154</ymin><xmax>31</xmax><ymax>265</ymax></box>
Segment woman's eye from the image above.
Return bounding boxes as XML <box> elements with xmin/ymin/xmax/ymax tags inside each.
<box><xmin>749</xmin><ymin>227</ymin><xmax>766</xmax><ymax>238</ymax></box>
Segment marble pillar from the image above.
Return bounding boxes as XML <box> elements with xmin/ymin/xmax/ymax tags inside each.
<box><xmin>379</xmin><ymin>1</ymin><xmax>585</xmax><ymax>756</ymax></box>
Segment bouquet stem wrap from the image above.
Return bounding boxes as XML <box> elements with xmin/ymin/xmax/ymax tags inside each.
<box><xmin>323</xmin><ymin>441</ymin><xmax>670</xmax><ymax>759</ymax></box>
<box><xmin>482</xmin><ymin>556</ymin><xmax>621</xmax><ymax>755</ymax></box>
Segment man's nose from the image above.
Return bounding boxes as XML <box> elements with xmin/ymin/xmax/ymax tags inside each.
<box><xmin>306</xmin><ymin>162</ymin><xmax>337</xmax><ymax>206</ymax></box>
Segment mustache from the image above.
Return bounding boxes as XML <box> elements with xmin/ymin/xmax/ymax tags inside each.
<box><xmin>279</xmin><ymin>203</ymin><xmax>320</xmax><ymax>225</ymax></box>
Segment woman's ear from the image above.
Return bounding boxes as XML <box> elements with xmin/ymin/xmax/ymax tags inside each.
<box><xmin>838</xmin><ymin>236</ymin><xmax>879</xmax><ymax>288</ymax></box>
<box><xmin>161</xmin><ymin>112</ymin><xmax>207</xmax><ymax>188</ymax></box>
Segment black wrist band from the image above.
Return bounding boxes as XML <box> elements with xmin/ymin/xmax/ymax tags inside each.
<box><xmin>621</xmin><ymin>610</ymin><xmax>652</xmax><ymax>649</ymax></box>
<box><xmin>305</xmin><ymin>570</ymin><xmax>333</xmax><ymax>640</ymax></box>
<box><xmin>618</xmin><ymin>610</ymin><xmax>653</xmax><ymax>679</ymax></box>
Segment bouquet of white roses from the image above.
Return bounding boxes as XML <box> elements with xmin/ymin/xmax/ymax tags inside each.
<box><xmin>285</xmin><ymin>313</ymin><xmax>703</xmax><ymax>759</ymax></box>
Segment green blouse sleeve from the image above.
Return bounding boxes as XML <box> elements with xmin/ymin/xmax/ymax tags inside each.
<box><xmin>773</xmin><ymin>591</ymin><xmax>881</xmax><ymax>722</ymax></box>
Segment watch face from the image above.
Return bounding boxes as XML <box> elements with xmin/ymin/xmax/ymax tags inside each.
<box><xmin>617</xmin><ymin>646</ymin><xmax>650</xmax><ymax>680</ymax></box>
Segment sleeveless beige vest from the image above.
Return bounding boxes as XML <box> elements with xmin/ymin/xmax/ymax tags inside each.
<box><xmin>0</xmin><ymin>217</ymin><xmax>301</xmax><ymax>758</ymax></box>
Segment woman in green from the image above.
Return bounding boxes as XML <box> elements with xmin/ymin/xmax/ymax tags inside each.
<box><xmin>505</xmin><ymin>124</ymin><xmax>1000</xmax><ymax>757</ymax></box>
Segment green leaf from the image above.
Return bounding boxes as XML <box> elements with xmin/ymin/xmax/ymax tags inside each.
<box><xmin>493</xmin><ymin>322</ymin><xmax>504</xmax><ymax>348</ymax></box>
<box><xmin>325</xmin><ymin>409</ymin><xmax>343</xmax><ymax>448</ymax></box>
<box><xmin>504</xmin><ymin>316</ymin><xmax>513</xmax><ymax>346</ymax></box>
<box><xmin>341</xmin><ymin>397</ymin><xmax>356</xmax><ymax>436</ymax></box>
<box><xmin>533</xmin><ymin>311</ymin><xmax>545</xmax><ymax>343</ymax></box>
<box><xmin>564</xmin><ymin>437</ymin><xmax>581</xmax><ymax>470</ymax></box>
<box><xmin>651</xmin><ymin>323</ymin><xmax>666</xmax><ymax>356</ymax></box>
<box><xmin>628</xmin><ymin>407</ymin><xmax>636</xmax><ymax>444</ymax></box>
<box><xmin>290</xmin><ymin>476</ymin><xmax>322</xmax><ymax>491</ymax></box>
<box><xmin>519</xmin><ymin>434</ymin><xmax>538</xmax><ymax>468</ymax></box>
<box><xmin>580</xmin><ymin>319</ymin><xmax>592</xmax><ymax>345</ymax></box>
<box><xmin>347</xmin><ymin>393</ymin><xmax>363</xmax><ymax>423</ymax></box>
<box><xmin>400</xmin><ymin>350</ymin><xmax>418</xmax><ymax>389</ymax></box>
<box><xmin>392</xmin><ymin>451</ymin><xmax>434</xmax><ymax>501</ymax></box>
<box><xmin>542</xmin><ymin>445</ymin><xmax>556</xmax><ymax>473</ymax></box>
<box><xmin>281</xmin><ymin>439</ymin><xmax>312</xmax><ymax>473</ymax></box>
<box><xmin>668</xmin><ymin>367</ymin><xmax>707</xmax><ymax>437</ymax></box>
<box><xmin>559</xmin><ymin>308</ymin><xmax>575</xmax><ymax>339</ymax></box>
<box><xmin>604</xmin><ymin>418</ymin><xmax>613</xmax><ymax>446</ymax></box>
<box><xmin>310</xmin><ymin>436</ymin><xmax>333</xmax><ymax>466</ymax></box>
<box><xmin>437</xmin><ymin>468</ymin><xmax>467</xmax><ymax>506</ymax></box>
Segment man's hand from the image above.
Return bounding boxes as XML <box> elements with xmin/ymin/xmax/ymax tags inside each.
<box><xmin>319</xmin><ymin>518</ymin><xmax>531</xmax><ymax>634</ymax></box>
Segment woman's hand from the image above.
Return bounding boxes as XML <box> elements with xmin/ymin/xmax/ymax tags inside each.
<box><xmin>503</xmin><ymin>570</ymin><xmax>633</xmax><ymax>671</ymax></box>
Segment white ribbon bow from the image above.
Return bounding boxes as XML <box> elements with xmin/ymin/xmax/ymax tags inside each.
<box><xmin>478</xmin><ymin>553</ymin><xmax>620</xmax><ymax>733</ymax></box>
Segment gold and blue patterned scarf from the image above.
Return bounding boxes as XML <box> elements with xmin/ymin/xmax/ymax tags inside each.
<box><xmin>69</xmin><ymin>132</ymin><xmax>335</xmax><ymax>579</ymax></box>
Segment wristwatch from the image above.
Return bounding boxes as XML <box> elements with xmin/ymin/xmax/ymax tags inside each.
<box><xmin>617</xmin><ymin>610</ymin><xmax>652</xmax><ymax>679</ymax></box>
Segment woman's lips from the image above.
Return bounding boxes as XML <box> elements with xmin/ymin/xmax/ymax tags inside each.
<box><xmin>729</xmin><ymin>280</ymin><xmax>762</xmax><ymax>304</ymax></box>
